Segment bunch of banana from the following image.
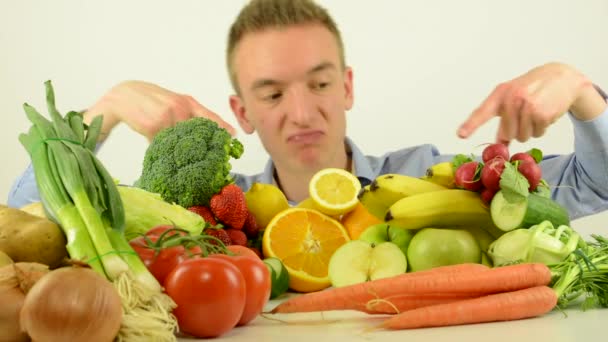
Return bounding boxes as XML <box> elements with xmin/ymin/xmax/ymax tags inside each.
<box><xmin>385</xmin><ymin>189</ymin><xmax>496</xmax><ymax>230</ymax></box>
<box><xmin>358</xmin><ymin>174</ymin><xmax>446</xmax><ymax>219</ymax></box>
<box><xmin>421</xmin><ymin>161</ymin><xmax>456</xmax><ymax>188</ymax></box>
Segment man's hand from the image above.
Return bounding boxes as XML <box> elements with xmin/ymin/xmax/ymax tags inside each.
<box><xmin>83</xmin><ymin>80</ymin><xmax>236</xmax><ymax>142</ymax></box>
<box><xmin>457</xmin><ymin>62</ymin><xmax>607</xmax><ymax>143</ymax></box>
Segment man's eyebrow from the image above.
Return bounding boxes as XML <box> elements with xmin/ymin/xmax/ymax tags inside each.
<box><xmin>308</xmin><ymin>61</ymin><xmax>337</xmax><ymax>74</ymax></box>
<box><xmin>250</xmin><ymin>62</ymin><xmax>338</xmax><ymax>91</ymax></box>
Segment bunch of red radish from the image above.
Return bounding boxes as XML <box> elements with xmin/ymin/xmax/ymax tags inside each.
<box><xmin>454</xmin><ymin>143</ymin><xmax>542</xmax><ymax>204</ymax></box>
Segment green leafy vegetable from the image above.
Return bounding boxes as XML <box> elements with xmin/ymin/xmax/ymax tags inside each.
<box><xmin>499</xmin><ymin>162</ymin><xmax>529</xmax><ymax>203</ymax></box>
<box><xmin>137</xmin><ymin>117</ymin><xmax>243</xmax><ymax>208</ymax></box>
<box><xmin>534</xmin><ymin>179</ymin><xmax>551</xmax><ymax>198</ymax></box>
<box><xmin>527</xmin><ymin>148</ymin><xmax>543</xmax><ymax>163</ymax></box>
<box><xmin>452</xmin><ymin>154</ymin><xmax>474</xmax><ymax>172</ymax></box>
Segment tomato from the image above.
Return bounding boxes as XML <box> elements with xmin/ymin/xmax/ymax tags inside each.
<box><xmin>129</xmin><ymin>226</ymin><xmax>201</xmax><ymax>285</ymax></box>
<box><xmin>165</xmin><ymin>257</ymin><xmax>246</xmax><ymax>338</ymax></box>
<box><xmin>226</xmin><ymin>244</ymin><xmax>261</xmax><ymax>260</ymax></box>
<box><xmin>209</xmin><ymin>254</ymin><xmax>271</xmax><ymax>326</ymax></box>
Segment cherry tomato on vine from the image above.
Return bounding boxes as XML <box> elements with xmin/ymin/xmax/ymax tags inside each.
<box><xmin>129</xmin><ymin>225</ymin><xmax>201</xmax><ymax>285</ymax></box>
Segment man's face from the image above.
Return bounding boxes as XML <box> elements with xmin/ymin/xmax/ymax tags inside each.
<box><xmin>230</xmin><ymin>23</ymin><xmax>354</xmax><ymax>174</ymax></box>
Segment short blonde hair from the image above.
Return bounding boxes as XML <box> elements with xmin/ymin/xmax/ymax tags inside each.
<box><xmin>226</xmin><ymin>0</ymin><xmax>345</xmax><ymax>93</ymax></box>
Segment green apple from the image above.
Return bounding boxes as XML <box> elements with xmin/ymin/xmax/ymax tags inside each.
<box><xmin>328</xmin><ymin>240</ymin><xmax>407</xmax><ymax>288</ymax></box>
<box><xmin>358</xmin><ymin>223</ymin><xmax>414</xmax><ymax>257</ymax></box>
<box><xmin>407</xmin><ymin>228</ymin><xmax>481</xmax><ymax>272</ymax></box>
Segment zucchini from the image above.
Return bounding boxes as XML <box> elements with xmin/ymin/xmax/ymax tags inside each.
<box><xmin>490</xmin><ymin>190</ymin><xmax>570</xmax><ymax>232</ymax></box>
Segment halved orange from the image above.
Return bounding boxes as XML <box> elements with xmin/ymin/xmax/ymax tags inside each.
<box><xmin>262</xmin><ymin>208</ymin><xmax>350</xmax><ymax>293</ymax></box>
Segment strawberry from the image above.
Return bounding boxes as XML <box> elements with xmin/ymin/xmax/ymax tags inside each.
<box><xmin>225</xmin><ymin>229</ymin><xmax>247</xmax><ymax>247</ymax></box>
<box><xmin>188</xmin><ymin>205</ymin><xmax>218</xmax><ymax>226</ymax></box>
<box><xmin>210</xmin><ymin>184</ymin><xmax>248</xmax><ymax>230</ymax></box>
<box><xmin>205</xmin><ymin>228</ymin><xmax>232</xmax><ymax>246</ymax></box>
<box><xmin>242</xmin><ymin>211</ymin><xmax>260</xmax><ymax>239</ymax></box>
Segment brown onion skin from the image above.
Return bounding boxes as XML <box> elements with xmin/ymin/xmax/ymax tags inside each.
<box><xmin>20</xmin><ymin>267</ymin><xmax>122</xmax><ymax>342</ymax></box>
<box><xmin>0</xmin><ymin>286</ymin><xmax>29</xmax><ymax>342</ymax></box>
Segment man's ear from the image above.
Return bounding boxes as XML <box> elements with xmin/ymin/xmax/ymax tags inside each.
<box><xmin>229</xmin><ymin>95</ymin><xmax>255</xmax><ymax>134</ymax></box>
<box><xmin>344</xmin><ymin>66</ymin><xmax>354</xmax><ymax>110</ymax></box>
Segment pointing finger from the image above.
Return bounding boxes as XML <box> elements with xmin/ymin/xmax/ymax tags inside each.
<box><xmin>457</xmin><ymin>88</ymin><xmax>503</xmax><ymax>139</ymax></box>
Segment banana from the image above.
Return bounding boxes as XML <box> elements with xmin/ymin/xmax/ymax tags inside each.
<box><xmin>422</xmin><ymin>161</ymin><xmax>456</xmax><ymax>188</ymax></box>
<box><xmin>385</xmin><ymin>189</ymin><xmax>495</xmax><ymax>230</ymax></box>
<box><xmin>357</xmin><ymin>185</ymin><xmax>387</xmax><ymax>220</ymax></box>
<box><xmin>358</xmin><ymin>174</ymin><xmax>446</xmax><ymax>220</ymax></box>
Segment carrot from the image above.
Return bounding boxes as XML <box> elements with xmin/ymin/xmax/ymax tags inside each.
<box><xmin>379</xmin><ymin>285</ymin><xmax>558</xmax><ymax>330</ymax></box>
<box><xmin>271</xmin><ymin>263</ymin><xmax>550</xmax><ymax>314</ymax></box>
<box><xmin>271</xmin><ymin>263</ymin><xmax>494</xmax><ymax>314</ymax></box>
<box><xmin>364</xmin><ymin>293</ymin><xmax>479</xmax><ymax>315</ymax></box>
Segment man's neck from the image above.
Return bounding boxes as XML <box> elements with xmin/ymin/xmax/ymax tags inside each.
<box><xmin>274</xmin><ymin>149</ymin><xmax>352</xmax><ymax>203</ymax></box>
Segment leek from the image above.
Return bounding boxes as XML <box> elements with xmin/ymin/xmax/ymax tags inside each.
<box><xmin>18</xmin><ymin>81</ymin><xmax>175</xmax><ymax>341</ymax></box>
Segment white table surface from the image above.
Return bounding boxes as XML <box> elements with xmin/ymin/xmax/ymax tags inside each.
<box><xmin>177</xmin><ymin>292</ymin><xmax>606</xmax><ymax>342</ymax></box>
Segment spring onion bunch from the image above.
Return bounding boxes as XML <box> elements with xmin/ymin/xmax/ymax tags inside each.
<box><xmin>18</xmin><ymin>81</ymin><xmax>177</xmax><ymax>341</ymax></box>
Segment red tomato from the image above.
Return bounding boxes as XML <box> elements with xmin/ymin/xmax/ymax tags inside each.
<box><xmin>209</xmin><ymin>254</ymin><xmax>271</xmax><ymax>326</ymax></box>
<box><xmin>164</xmin><ymin>258</ymin><xmax>246</xmax><ymax>338</ymax></box>
<box><xmin>129</xmin><ymin>226</ymin><xmax>201</xmax><ymax>285</ymax></box>
<box><xmin>226</xmin><ymin>245</ymin><xmax>261</xmax><ymax>260</ymax></box>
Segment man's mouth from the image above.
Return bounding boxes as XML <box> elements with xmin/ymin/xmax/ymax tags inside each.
<box><xmin>288</xmin><ymin>131</ymin><xmax>324</xmax><ymax>144</ymax></box>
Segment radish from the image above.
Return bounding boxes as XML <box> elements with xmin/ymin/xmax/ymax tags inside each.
<box><xmin>454</xmin><ymin>161</ymin><xmax>483</xmax><ymax>192</ymax></box>
<box><xmin>482</xmin><ymin>143</ymin><xmax>510</xmax><ymax>163</ymax></box>
<box><xmin>510</xmin><ymin>152</ymin><xmax>536</xmax><ymax>165</ymax></box>
<box><xmin>517</xmin><ymin>161</ymin><xmax>542</xmax><ymax>191</ymax></box>
<box><xmin>480</xmin><ymin>187</ymin><xmax>498</xmax><ymax>204</ymax></box>
<box><xmin>481</xmin><ymin>157</ymin><xmax>506</xmax><ymax>191</ymax></box>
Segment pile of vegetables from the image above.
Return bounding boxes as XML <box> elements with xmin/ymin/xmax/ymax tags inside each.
<box><xmin>16</xmin><ymin>81</ymin><xmax>177</xmax><ymax>341</ymax></box>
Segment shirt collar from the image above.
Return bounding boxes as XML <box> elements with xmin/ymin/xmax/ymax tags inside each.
<box><xmin>261</xmin><ymin>137</ymin><xmax>374</xmax><ymax>188</ymax></box>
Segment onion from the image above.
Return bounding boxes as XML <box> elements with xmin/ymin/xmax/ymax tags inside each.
<box><xmin>0</xmin><ymin>262</ymin><xmax>48</xmax><ymax>342</ymax></box>
<box><xmin>20</xmin><ymin>267</ymin><xmax>122</xmax><ymax>342</ymax></box>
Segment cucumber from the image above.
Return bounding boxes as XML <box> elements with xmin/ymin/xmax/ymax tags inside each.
<box><xmin>263</xmin><ymin>257</ymin><xmax>290</xmax><ymax>299</ymax></box>
<box><xmin>490</xmin><ymin>190</ymin><xmax>570</xmax><ymax>232</ymax></box>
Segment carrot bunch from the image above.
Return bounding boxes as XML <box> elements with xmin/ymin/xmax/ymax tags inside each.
<box><xmin>270</xmin><ymin>234</ymin><xmax>608</xmax><ymax>330</ymax></box>
<box><xmin>271</xmin><ymin>262</ymin><xmax>558</xmax><ymax>329</ymax></box>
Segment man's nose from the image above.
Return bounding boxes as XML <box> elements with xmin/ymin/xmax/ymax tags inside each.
<box><xmin>285</xmin><ymin>86</ymin><xmax>314</xmax><ymax>125</ymax></box>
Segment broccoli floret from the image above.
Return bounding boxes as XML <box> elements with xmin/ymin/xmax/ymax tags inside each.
<box><xmin>137</xmin><ymin>117</ymin><xmax>244</xmax><ymax>207</ymax></box>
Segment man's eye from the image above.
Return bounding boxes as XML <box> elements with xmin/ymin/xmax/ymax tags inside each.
<box><xmin>264</xmin><ymin>92</ymin><xmax>282</xmax><ymax>102</ymax></box>
<box><xmin>313</xmin><ymin>82</ymin><xmax>330</xmax><ymax>90</ymax></box>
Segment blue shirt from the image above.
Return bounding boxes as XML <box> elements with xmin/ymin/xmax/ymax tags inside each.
<box><xmin>8</xmin><ymin>110</ymin><xmax>608</xmax><ymax>221</ymax></box>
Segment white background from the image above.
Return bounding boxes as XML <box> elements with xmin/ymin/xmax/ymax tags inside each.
<box><xmin>1</xmin><ymin>0</ymin><xmax>606</xmax><ymax>236</ymax></box>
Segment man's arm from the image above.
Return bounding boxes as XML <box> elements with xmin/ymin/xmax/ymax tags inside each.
<box><xmin>7</xmin><ymin>81</ymin><xmax>235</xmax><ymax>208</ymax></box>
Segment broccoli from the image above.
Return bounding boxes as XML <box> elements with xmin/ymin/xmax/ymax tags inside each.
<box><xmin>137</xmin><ymin>117</ymin><xmax>244</xmax><ymax>207</ymax></box>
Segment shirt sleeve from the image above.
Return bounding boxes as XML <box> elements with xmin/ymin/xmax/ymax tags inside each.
<box><xmin>7</xmin><ymin>163</ymin><xmax>42</xmax><ymax>208</ymax></box>
<box><xmin>540</xmin><ymin>105</ymin><xmax>608</xmax><ymax>220</ymax></box>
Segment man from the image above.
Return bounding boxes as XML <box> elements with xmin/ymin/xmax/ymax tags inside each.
<box><xmin>8</xmin><ymin>0</ymin><xmax>608</xmax><ymax>220</ymax></box>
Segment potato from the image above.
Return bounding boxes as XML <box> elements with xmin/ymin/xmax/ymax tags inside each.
<box><xmin>0</xmin><ymin>250</ymin><xmax>12</xmax><ymax>268</ymax></box>
<box><xmin>0</xmin><ymin>204</ymin><xmax>67</xmax><ymax>268</ymax></box>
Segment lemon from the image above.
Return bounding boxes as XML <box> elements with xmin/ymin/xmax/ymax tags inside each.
<box><xmin>244</xmin><ymin>183</ymin><xmax>290</xmax><ymax>229</ymax></box>
<box><xmin>308</xmin><ymin>168</ymin><xmax>362</xmax><ymax>217</ymax></box>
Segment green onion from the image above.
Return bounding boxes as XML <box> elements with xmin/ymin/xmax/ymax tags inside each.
<box><xmin>19</xmin><ymin>80</ymin><xmax>176</xmax><ymax>341</ymax></box>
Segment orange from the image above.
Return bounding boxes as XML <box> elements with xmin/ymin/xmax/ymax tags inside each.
<box><xmin>340</xmin><ymin>202</ymin><xmax>383</xmax><ymax>240</ymax></box>
<box><xmin>262</xmin><ymin>208</ymin><xmax>350</xmax><ymax>292</ymax></box>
